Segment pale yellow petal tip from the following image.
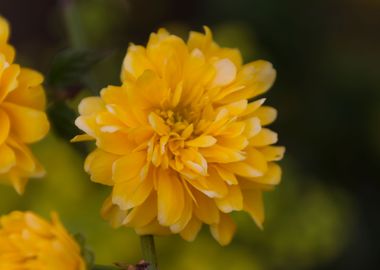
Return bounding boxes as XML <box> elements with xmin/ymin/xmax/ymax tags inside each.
<box><xmin>256</xmin><ymin>221</ymin><xmax>264</xmax><ymax>230</ymax></box>
<box><xmin>71</xmin><ymin>134</ymin><xmax>94</xmax><ymax>143</ymax></box>
<box><xmin>0</xmin><ymin>16</ymin><xmax>10</xmax><ymax>43</ymax></box>
<box><xmin>12</xmin><ymin>178</ymin><xmax>27</xmax><ymax>195</ymax></box>
<box><xmin>202</xmin><ymin>25</ymin><xmax>213</xmax><ymax>38</ymax></box>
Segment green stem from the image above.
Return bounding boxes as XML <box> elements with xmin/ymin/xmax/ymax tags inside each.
<box><xmin>140</xmin><ymin>235</ymin><xmax>158</xmax><ymax>270</ymax></box>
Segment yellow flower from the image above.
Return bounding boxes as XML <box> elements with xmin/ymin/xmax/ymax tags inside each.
<box><xmin>0</xmin><ymin>211</ymin><xmax>86</xmax><ymax>270</ymax></box>
<box><xmin>0</xmin><ymin>17</ymin><xmax>50</xmax><ymax>194</ymax></box>
<box><xmin>74</xmin><ymin>27</ymin><xmax>284</xmax><ymax>245</ymax></box>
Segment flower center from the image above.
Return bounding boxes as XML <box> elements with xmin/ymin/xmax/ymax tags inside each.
<box><xmin>155</xmin><ymin>108</ymin><xmax>190</xmax><ymax>134</ymax></box>
<box><xmin>147</xmin><ymin>107</ymin><xmax>205</xmax><ymax>173</ymax></box>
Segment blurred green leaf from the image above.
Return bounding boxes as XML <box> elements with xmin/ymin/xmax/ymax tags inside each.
<box><xmin>47</xmin><ymin>49</ymin><xmax>105</xmax><ymax>88</ymax></box>
<box><xmin>47</xmin><ymin>101</ymin><xmax>82</xmax><ymax>145</ymax></box>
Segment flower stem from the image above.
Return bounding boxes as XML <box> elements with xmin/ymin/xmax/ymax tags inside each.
<box><xmin>140</xmin><ymin>235</ymin><xmax>158</xmax><ymax>270</ymax></box>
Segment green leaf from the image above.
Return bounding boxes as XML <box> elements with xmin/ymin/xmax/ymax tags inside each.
<box><xmin>47</xmin><ymin>48</ymin><xmax>105</xmax><ymax>88</ymax></box>
<box><xmin>47</xmin><ymin>101</ymin><xmax>78</xmax><ymax>141</ymax></box>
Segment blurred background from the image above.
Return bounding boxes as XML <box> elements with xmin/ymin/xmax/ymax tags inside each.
<box><xmin>0</xmin><ymin>0</ymin><xmax>379</xmax><ymax>269</ymax></box>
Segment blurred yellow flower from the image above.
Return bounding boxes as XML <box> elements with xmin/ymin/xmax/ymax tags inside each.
<box><xmin>0</xmin><ymin>211</ymin><xmax>86</xmax><ymax>270</ymax></box>
<box><xmin>74</xmin><ymin>27</ymin><xmax>284</xmax><ymax>245</ymax></box>
<box><xmin>0</xmin><ymin>17</ymin><xmax>49</xmax><ymax>194</ymax></box>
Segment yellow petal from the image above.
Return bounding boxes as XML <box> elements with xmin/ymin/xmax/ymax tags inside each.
<box><xmin>216</xmin><ymin>135</ymin><xmax>248</xmax><ymax>151</ymax></box>
<box><xmin>84</xmin><ymin>149</ymin><xmax>119</xmax><ymax>186</ymax></box>
<box><xmin>245</xmin><ymin>147</ymin><xmax>268</xmax><ymax>175</ymax></box>
<box><xmin>210</xmin><ymin>213</ymin><xmax>236</xmax><ymax>246</ymax></box>
<box><xmin>135</xmin><ymin>219</ymin><xmax>172</xmax><ymax>236</ymax></box>
<box><xmin>148</xmin><ymin>112</ymin><xmax>170</xmax><ymax>135</ymax></box>
<box><xmin>0</xmin><ymin>64</ymin><xmax>20</xmax><ymax>102</ymax></box>
<box><xmin>4</xmin><ymin>68</ymin><xmax>45</xmax><ymax>110</ymax></box>
<box><xmin>134</xmin><ymin>70</ymin><xmax>170</xmax><ymax>108</ymax></box>
<box><xmin>214</xmin><ymin>166</ymin><xmax>238</xmax><ymax>185</ymax></box>
<box><xmin>224</xmin><ymin>158</ymin><xmax>264</xmax><ymax>178</ymax></box>
<box><xmin>187</xmin><ymin>26</ymin><xmax>213</xmax><ymax>52</ymax></box>
<box><xmin>25</xmin><ymin>212</ymin><xmax>54</xmax><ymax>237</ymax></box>
<box><xmin>219</xmin><ymin>100</ymin><xmax>247</xmax><ymax>116</ymax></box>
<box><xmin>252</xmin><ymin>162</ymin><xmax>282</xmax><ymax>185</ymax></box>
<box><xmin>249</xmin><ymin>128</ymin><xmax>278</xmax><ymax>147</ymax></box>
<box><xmin>101</xmin><ymin>196</ymin><xmax>128</xmax><ymax>228</ymax></box>
<box><xmin>121</xmin><ymin>45</ymin><xmax>155</xmax><ymax>81</ymax></box>
<box><xmin>243</xmin><ymin>117</ymin><xmax>261</xmax><ymax>138</ymax></box>
<box><xmin>70</xmin><ymin>134</ymin><xmax>94</xmax><ymax>142</ymax></box>
<box><xmin>101</xmin><ymin>85</ymin><xmax>129</xmax><ymax>108</ymax></box>
<box><xmin>0</xmin><ymin>143</ymin><xmax>15</xmax><ymax>173</ymax></box>
<box><xmin>181</xmin><ymin>148</ymin><xmax>208</xmax><ymax>176</ymax></box>
<box><xmin>78</xmin><ymin>96</ymin><xmax>105</xmax><ymax>116</ymax></box>
<box><xmin>75</xmin><ymin>115</ymin><xmax>97</xmax><ymax>138</ymax></box>
<box><xmin>0</xmin><ymin>43</ymin><xmax>15</xmax><ymax>63</ymax></box>
<box><xmin>217</xmin><ymin>48</ymin><xmax>243</xmax><ymax>68</ymax></box>
<box><xmin>210</xmin><ymin>58</ymin><xmax>237</xmax><ymax>88</ymax></box>
<box><xmin>220</xmin><ymin>60</ymin><xmax>276</xmax><ymax>103</ymax></box>
<box><xmin>0</xmin><ymin>17</ymin><xmax>10</xmax><ymax>43</ymax></box>
<box><xmin>157</xmin><ymin>170</ymin><xmax>184</xmax><ymax>226</ymax></box>
<box><xmin>180</xmin><ymin>217</ymin><xmax>202</xmax><ymax>242</ymax></box>
<box><xmin>170</xmin><ymin>191</ymin><xmax>193</xmax><ymax>233</ymax></box>
<box><xmin>239</xmin><ymin>60</ymin><xmax>276</xmax><ymax>96</ymax></box>
<box><xmin>200</xmin><ymin>145</ymin><xmax>245</xmax><ymax>163</ymax></box>
<box><xmin>112</xmin><ymin>151</ymin><xmax>146</xmax><ymax>183</ymax></box>
<box><xmin>2</xmin><ymin>102</ymin><xmax>49</xmax><ymax>143</ymax></box>
<box><xmin>217</xmin><ymin>122</ymin><xmax>245</xmax><ymax>138</ymax></box>
<box><xmin>239</xmin><ymin>178</ymin><xmax>274</xmax><ymax>191</ymax></box>
<box><xmin>112</xmin><ymin>175</ymin><xmax>153</xmax><ymax>210</ymax></box>
<box><xmin>215</xmin><ymin>185</ymin><xmax>243</xmax><ymax>213</ymax></box>
<box><xmin>0</xmin><ymin>109</ymin><xmax>10</xmax><ymax>145</ymax></box>
<box><xmin>146</xmin><ymin>33</ymin><xmax>188</xmax><ymax>86</ymax></box>
<box><xmin>6</xmin><ymin>137</ymin><xmax>40</xmax><ymax>174</ymax></box>
<box><xmin>261</xmin><ymin>146</ymin><xmax>285</xmax><ymax>161</ymax></box>
<box><xmin>203</xmin><ymin>169</ymin><xmax>229</xmax><ymax>198</ymax></box>
<box><xmin>123</xmin><ymin>193</ymin><xmax>157</xmax><ymax>227</ymax></box>
<box><xmin>106</xmin><ymin>104</ymin><xmax>140</xmax><ymax>128</ymax></box>
<box><xmin>185</xmin><ymin>135</ymin><xmax>217</xmax><ymax>148</ymax></box>
<box><xmin>240</xmin><ymin>98</ymin><xmax>266</xmax><ymax>118</ymax></box>
<box><xmin>96</xmin><ymin>131</ymin><xmax>135</xmax><ymax>155</ymax></box>
<box><xmin>10</xmin><ymin>174</ymin><xmax>28</xmax><ymax>194</ymax></box>
<box><xmin>193</xmin><ymin>189</ymin><xmax>220</xmax><ymax>224</ymax></box>
<box><xmin>252</xmin><ymin>106</ymin><xmax>277</xmax><ymax>126</ymax></box>
<box><xmin>243</xmin><ymin>189</ymin><xmax>264</xmax><ymax>229</ymax></box>
<box><xmin>171</xmin><ymin>81</ymin><xmax>183</xmax><ymax>107</ymax></box>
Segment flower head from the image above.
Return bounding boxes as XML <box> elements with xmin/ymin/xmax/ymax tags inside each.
<box><xmin>0</xmin><ymin>211</ymin><xmax>86</xmax><ymax>270</ymax></box>
<box><xmin>74</xmin><ymin>27</ymin><xmax>284</xmax><ymax>245</ymax></box>
<box><xmin>0</xmin><ymin>16</ymin><xmax>50</xmax><ymax>194</ymax></box>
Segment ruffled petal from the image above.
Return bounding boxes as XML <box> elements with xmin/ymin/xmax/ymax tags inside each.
<box><xmin>210</xmin><ymin>213</ymin><xmax>236</xmax><ymax>246</ymax></box>
<box><xmin>2</xmin><ymin>102</ymin><xmax>49</xmax><ymax>143</ymax></box>
<box><xmin>157</xmin><ymin>170</ymin><xmax>184</xmax><ymax>226</ymax></box>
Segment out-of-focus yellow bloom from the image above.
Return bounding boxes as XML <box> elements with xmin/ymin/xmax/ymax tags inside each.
<box><xmin>0</xmin><ymin>17</ymin><xmax>49</xmax><ymax>194</ymax></box>
<box><xmin>74</xmin><ymin>27</ymin><xmax>284</xmax><ymax>245</ymax></box>
<box><xmin>0</xmin><ymin>211</ymin><xmax>86</xmax><ymax>270</ymax></box>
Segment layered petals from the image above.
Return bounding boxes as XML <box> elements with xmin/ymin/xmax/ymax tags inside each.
<box><xmin>0</xmin><ymin>211</ymin><xmax>86</xmax><ymax>270</ymax></box>
<box><xmin>74</xmin><ymin>27</ymin><xmax>284</xmax><ymax>245</ymax></box>
<box><xmin>0</xmin><ymin>17</ymin><xmax>49</xmax><ymax>194</ymax></box>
